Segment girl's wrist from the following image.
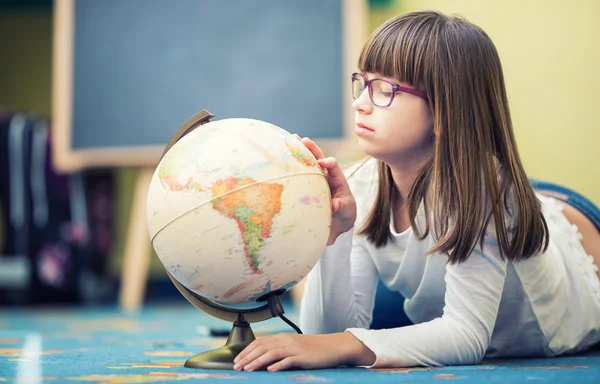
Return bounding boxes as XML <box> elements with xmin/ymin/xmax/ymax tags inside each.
<box><xmin>337</xmin><ymin>331</ymin><xmax>376</xmax><ymax>367</ymax></box>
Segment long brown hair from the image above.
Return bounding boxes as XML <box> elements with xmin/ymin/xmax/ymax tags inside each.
<box><xmin>357</xmin><ymin>11</ymin><xmax>549</xmax><ymax>264</ymax></box>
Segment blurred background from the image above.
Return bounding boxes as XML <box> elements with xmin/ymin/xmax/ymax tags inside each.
<box><xmin>0</xmin><ymin>0</ymin><xmax>598</xmax><ymax>310</ymax></box>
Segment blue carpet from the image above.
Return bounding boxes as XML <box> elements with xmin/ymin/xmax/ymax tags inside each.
<box><xmin>0</xmin><ymin>304</ymin><xmax>599</xmax><ymax>383</ymax></box>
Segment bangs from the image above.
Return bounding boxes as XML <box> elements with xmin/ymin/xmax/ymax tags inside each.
<box><xmin>358</xmin><ymin>14</ymin><xmax>441</xmax><ymax>88</ymax></box>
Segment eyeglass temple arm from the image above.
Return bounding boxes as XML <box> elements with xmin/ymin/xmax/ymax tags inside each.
<box><xmin>397</xmin><ymin>86</ymin><xmax>428</xmax><ymax>100</ymax></box>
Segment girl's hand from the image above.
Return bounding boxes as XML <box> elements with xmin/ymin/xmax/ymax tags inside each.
<box><xmin>232</xmin><ymin>332</ymin><xmax>375</xmax><ymax>372</ymax></box>
<box><xmin>295</xmin><ymin>135</ymin><xmax>357</xmax><ymax>246</ymax></box>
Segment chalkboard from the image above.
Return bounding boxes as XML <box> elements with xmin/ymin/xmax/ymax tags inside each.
<box><xmin>52</xmin><ymin>0</ymin><xmax>365</xmax><ymax>172</ymax></box>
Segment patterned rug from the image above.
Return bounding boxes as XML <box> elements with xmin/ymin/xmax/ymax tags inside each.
<box><xmin>0</xmin><ymin>304</ymin><xmax>599</xmax><ymax>383</ymax></box>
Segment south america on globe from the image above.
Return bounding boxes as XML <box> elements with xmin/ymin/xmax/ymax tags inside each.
<box><xmin>146</xmin><ymin>118</ymin><xmax>332</xmax><ymax>305</ymax></box>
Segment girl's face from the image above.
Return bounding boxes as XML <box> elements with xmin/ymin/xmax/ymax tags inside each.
<box><xmin>352</xmin><ymin>72</ymin><xmax>433</xmax><ymax>167</ymax></box>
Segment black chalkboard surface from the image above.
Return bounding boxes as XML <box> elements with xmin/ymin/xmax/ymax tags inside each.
<box><xmin>52</xmin><ymin>0</ymin><xmax>365</xmax><ymax>172</ymax></box>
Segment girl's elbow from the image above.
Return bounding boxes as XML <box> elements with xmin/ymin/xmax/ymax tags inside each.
<box><xmin>463</xmin><ymin>345</ymin><xmax>486</xmax><ymax>365</ymax></box>
<box><xmin>459</xmin><ymin>330</ymin><xmax>488</xmax><ymax>365</ymax></box>
<box><xmin>448</xmin><ymin>320</ymin><xmax>490</xmax><ymax>365</ymax></box>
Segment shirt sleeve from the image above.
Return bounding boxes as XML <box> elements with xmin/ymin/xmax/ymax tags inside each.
<box><xmin>346</xmin><ymin>239</ymin><xmax>509</xmax><ymax>368</ymax></box>
<box><xmin>299</xmin><ymin>227</ymin><xmax>379</xmax><ymax>334</ymax></box>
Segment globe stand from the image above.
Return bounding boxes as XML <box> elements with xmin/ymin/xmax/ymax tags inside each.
<box><xmin>185</xmin><ymin>312</ymin><xmax>256</xmax><ymax>369</ymax></box>
<box><xmin>184</xmin><ymin>290</ymin><xmax>288</xmax><ymax>370</ymax></box>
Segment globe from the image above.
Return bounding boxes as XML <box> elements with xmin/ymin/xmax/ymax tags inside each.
<box><xmin>145</xmin><ymin>110</ymin><xmax>332</xmax><ymax>369</ymax></box>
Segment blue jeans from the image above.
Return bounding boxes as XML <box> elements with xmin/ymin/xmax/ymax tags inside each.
<box><xmin>371</xmin><ymin>179</ymin><xmax>600</xmax><ymax>330</ymax></box>
<box><xmin>529</xmin><ymin>179</ymin><xmax>600</xmax><ymax>231</ymax></box>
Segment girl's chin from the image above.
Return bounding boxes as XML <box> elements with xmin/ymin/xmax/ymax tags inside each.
<box><xmin>358</xmin><ymin>141</ymin><xmax>430</xmax><ymax>166</ymax></box>
<box><xmin>357</xmin><ymin>140</ymin><xmax>387</xmax><ymax>161</ymax></box>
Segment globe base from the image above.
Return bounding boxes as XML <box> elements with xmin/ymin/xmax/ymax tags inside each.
<box><xmin>185</xmin><ymin>313</ymin><xmax>256</xmax><ymax>370</ymax></box>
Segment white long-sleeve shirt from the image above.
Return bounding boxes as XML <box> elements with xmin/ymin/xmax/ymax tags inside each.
<box><xmin>299</xmin><ymin>158</ymin><xmax>600</xmax><ymax>368</ymax></box>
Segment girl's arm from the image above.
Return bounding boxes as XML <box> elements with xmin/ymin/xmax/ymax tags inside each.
<box><xmin>232</xmin><ymin>227</ymin><xmax>380</xmax><ymax>372</ymax></box>
<box><xmin>348</xmin><ymin>239</ymin><xmax>508</xmax><ymax>367</ymax></box>
<box><xmin>300</xmin><ymin>227</ymin><xmax>379</xmax><ymax>334</ymax></box>
<box><xmin>233</xmin><ymin>232</ymin><xmax>507</xmax><ymax>371</ymax></box>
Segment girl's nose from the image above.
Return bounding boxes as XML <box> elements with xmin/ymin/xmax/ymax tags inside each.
<box><xmin>352</xmin><ymin>88</ymin><xmax>373</xmax><ymax>114</ymax></box>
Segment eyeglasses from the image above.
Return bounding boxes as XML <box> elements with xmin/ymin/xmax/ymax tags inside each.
<box><xmin>351</xmin><ymin>72</ymin><xmax>428</xmax><ymax>107</ymax></box>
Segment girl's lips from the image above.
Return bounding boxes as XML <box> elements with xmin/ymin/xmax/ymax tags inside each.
<box><xmin>355</xmin><ymin>123</ymin><xmax>374</xmax><ymax>135</ymax></box>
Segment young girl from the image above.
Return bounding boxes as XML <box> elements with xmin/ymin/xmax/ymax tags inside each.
<box><xmin>233</xmin><ymin>10</ymin><xmax>600</xmax><ymax>371</ymax></box>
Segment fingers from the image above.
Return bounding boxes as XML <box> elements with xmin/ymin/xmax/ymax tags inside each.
<box><xmin>302</xmin><ymin>138</ymin><xmax>325</xmax><ymax>160</ymax></box>
<box><xmin>234</xmin><ymin>334</ymin><xmax>305</xmax><ymax>372</ymax></box>
<box><xmin>318</xmin><ymin>157</ymin><xmax>348</xmax><ymax>193</ymax></box>
<box><xmin>292</xmin><ymin>134</ymin><xmax>325</xmax><ymax>160</ymax></box>
<box><xmin>233</xmin><ymin>340</ymin><xmax>261</xmax><ymax>370</ymax></box>
<box><xmin>234</xmin><ymin>337</ymin><xmax>281</xmax><ymax>371</ymax></box>
<box><xmin>267</xmin><ymin>356</ymin><xmax>299</xmax><ymax>372</ymax></box>
<box><xmin>233</xmin><ymin>343</ymin><xmax>254</xmax><ymax>370</ymax></box>
<box><xmin>316</xmin><ymin>157</ymin><xmax>336</xmax><ymax>170</ymax></box>
<box><xmin>240</xmin><ymin>349</ymin><xmax>289</xmax><ymax>372</ymax></box>
<box><xmin>331</xmin><ymin>197</ymin><xmax>341</xmax><ymax>213</ymax></box>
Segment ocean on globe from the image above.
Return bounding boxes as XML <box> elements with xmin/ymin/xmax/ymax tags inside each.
<box><xmin>146</xmin><ymin>118</ymin><xmax>332</xmax><ymax>305</ymax></box>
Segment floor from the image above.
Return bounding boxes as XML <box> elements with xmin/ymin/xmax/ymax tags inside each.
<box><xmin>0</xmin><ymin>304</ymin><xmax>599</xmax><ymax>383</ymax></box>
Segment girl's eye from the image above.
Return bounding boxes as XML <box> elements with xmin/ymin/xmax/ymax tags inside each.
<box><xmin>373</xmin><ymin>82</ymin><xmax>393</xmax><ymax>96</ymax></box>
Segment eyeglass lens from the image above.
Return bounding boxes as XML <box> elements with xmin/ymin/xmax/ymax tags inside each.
<box><xmin>352</xmin><ymin>76</ymin><xmax>395</xmax><ymax>107</ymax></box>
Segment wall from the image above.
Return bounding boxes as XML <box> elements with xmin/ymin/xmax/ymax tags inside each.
<box><xmin>369</xmin><ymin>0</ymin><xmax>600</xmax><ymax>205</ymax></box>
<box><xmin>2</xmin><ymin>1</ymin><xmax>599</xmax><ymax>282</ymax></box>
<box><xmin>0</xmin><ymin>10</ymin><xmax>52</xmax><ymax>118</ymax></box>
<box><xmin>3</xmin><ymin>3</ymin><xmax>598</xmax><ymax>206</ymax></box>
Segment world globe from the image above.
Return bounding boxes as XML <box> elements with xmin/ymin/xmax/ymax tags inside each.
<box><xmin>145</xmin><ymin>110</ymin><xmax>332</xmax><ymax>369</ymax></box>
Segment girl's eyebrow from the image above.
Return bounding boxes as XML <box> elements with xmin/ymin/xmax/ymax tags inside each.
<box><xmin>365</xmin><ymin>72</ymin><xmax>412</xmax><ymax>86</ymax></box>
<box><xmin>363</xmin><ymin>72</ymin><xmax>389</xmax><ymax>81</ymax></box>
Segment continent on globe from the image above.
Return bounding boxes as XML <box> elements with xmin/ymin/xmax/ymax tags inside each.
<box><xmin>158</xmin><ymin>155</ymin><xmax>204</xmax><ymax>192</ymax></box>
<box><xmin>211</xmin><ymin>177</ymin><xmax>283</xmax><ymax>274</ymax></box>
<box><xmin>286</xmin><ymin>141</ymin><xmax>318</xmax><ymax>167</ymax></box>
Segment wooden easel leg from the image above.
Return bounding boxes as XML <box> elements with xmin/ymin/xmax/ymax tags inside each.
<box><xmin>118</xmin><ymin>168</ymin><xmax>154</xmax><ymax>312</ymax></box>
<box><xmin>289</xmin><ymin>278</ymin><xmax>306</xmax><ymax>310</ymax></box>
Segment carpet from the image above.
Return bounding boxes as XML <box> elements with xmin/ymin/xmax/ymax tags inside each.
<box><xmin>0</xmin><ymin>304</ymin><xmax>599</xmax><ymax>383</ymax></box>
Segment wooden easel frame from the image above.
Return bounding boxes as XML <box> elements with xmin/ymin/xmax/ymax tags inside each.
<box><xmin>52</xmin><ymin>0</ymin><xmax>368</xmax><ymax>311</ymax></box>
<box><xmin>52</xmin><ymin>0</ymin><xmax>366</xmax><ymax>173</ymax></box>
